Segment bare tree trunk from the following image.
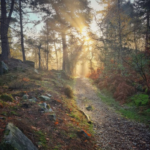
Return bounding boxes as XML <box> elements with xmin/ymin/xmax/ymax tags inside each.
<box><xmin>54</xmin><ymin>41</ymin><xmax>58</xmax><ymax>70</ymax></box>
<box><xmin>118</xmin><ymin>0</ymin><xmax>122</xmax><ymax>65</ymax></box>
<box><xmin>62</xmin><ymin>33</ymin><xmax>68</xmax><ymax>71</ymax></box>
<box><xmin>146</xmin><ymin>12</ymin><xmax>150</xmax><ymax>51</ymax></box>
<box><xmin>38</xmin><ymin>48</ymin><xmax>41</xmax><ymax>69</ymax></box>
<box><xmin>46</xmin><ymin>21</ymin><xmax>49</xmax><ymax>70</ymax></box>
<box><xmin>19</xmin><ymin>0</ymin><xmax>26</xmax><ymax>61</ymax></box>
<box><xmin>1</xmin><ymin>0</ymin><xmax>14</xmax><ymax>60</ymax></box>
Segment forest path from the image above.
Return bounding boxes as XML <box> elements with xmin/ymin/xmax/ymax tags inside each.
<box><xmin>75</xmin><ymin>78</ymin><xmax>150</xmax><ymax>150</ymax></box>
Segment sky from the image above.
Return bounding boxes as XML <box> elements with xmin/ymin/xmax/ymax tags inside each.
<box><xmin>27</xmin><ymin>0</ymin><xmax>135</xmax><ymax>35</ymax></box>
<box><xmin>27</xmin><ymin>0</ymin><xmax>100</xmax><ymax>34</ymax></box>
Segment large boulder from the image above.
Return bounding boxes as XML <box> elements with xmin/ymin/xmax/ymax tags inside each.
<box><xmin>24</xmin><ymin>61</ymin><xmax>35</xmax><ymax>68</ymax></box>
<box><xmin>0</xmin><ymin>61</ymin><xmax>9</xmax><ymax>75</ymax></box>
<box><xmin>0</xmin><ymin>123</ymin><xmax>38</xmax><ymax>150</ymax></box>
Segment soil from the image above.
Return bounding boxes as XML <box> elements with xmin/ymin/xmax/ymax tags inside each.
<box><xmin>75</xmin><ymin>78</ymin><xmax>150</xmax><ymax>150</ymax></box>
<box><xmin>0</xmin><ymin>69</ymin><xmax>96</xmax><ymax>150</ymax></box>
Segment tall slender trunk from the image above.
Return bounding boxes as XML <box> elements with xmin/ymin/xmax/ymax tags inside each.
<box><xmin>46</xmin><ymin>21</ymin><xmax>49</xmax><ymax>70</ymax></box>
<box><xmin>38</xmin><ymin>47</ymin><xmax>41</xmax><ymax>69</ymax></box>
<box><xmin>134</xmin><ymin>29</ymin><xmax>138</xmax><ymax>54</ymax></box>
<box><xmin>1</xmin><ymin>0</ymin><xmax>14</xmax><ymax>60</ymax></box>
<box><xmin>118</xmin><ymin>0</ymin><xmax>122</xmax><ymax>65</ymax></box>
<box><xmin>146</xmin><ymin>12</ymin><xmax>150</xmax><ymax>51</ymax></box>
<box><xmin>54</xmin><ymin>41</ymin><xmax>58</xmax><ymax>70</ymax></box>
<box><xmin>62</xmin><ymin>33</ymin><xmax>68</xmax><ymax>71</ymax></box>
<box><xmin>19</xmin><ymin>0</ymin><xmax>26</xmax><ymax>61</ymax></box>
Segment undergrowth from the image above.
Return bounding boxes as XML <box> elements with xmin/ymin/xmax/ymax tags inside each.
<box><xmin>97</xmin><ymin>89</ymin><xmax>150</xmax><ymax>124</ymax></box>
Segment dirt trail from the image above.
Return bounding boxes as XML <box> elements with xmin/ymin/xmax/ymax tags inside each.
<box><xmin>75</xmin><ymin>78</ymin><xmax>150</xmax><ymax>150</ymax></box>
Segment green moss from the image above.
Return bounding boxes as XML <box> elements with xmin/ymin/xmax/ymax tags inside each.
<box><xmin>69</xmin><ymin>133</ymin><xmax>77</xmax><ymax>139</ymax></box>
<box><xmin>5</xmin><ymin>129</ymin><xmax>10</xmax><ymax>136</ymax></box>
<box><xmin>0</xmin><ymin>143</ymin><xmax>17</xmax><ymax>150</ymax></box>
<box><xmin>1</xmin><ymin>112</ymin><xmax>7</xmax><ymax>116</ymax></box>
<box><xmin>0</xmin><ymin>94</ymin><xmax>14</xmax><ymax>102</ymax></box>
<box><xmin>35</xmin><ymin>130</ymin><xmax>47</xmax><ymax>149</ymax></box>
<box><xmin>10</xmin><ymin>111</ymin><xmax>18</xmax><ymax>115</ymax></box>
<box><xmin>53</xmin><ymin>144</ymin><xmax>62</xmax><ymax>150</ymax></box>
<box><xmin>97</xmin><ymin>89</ymin><xmax>150</xmax><ymax>124</ymax></box>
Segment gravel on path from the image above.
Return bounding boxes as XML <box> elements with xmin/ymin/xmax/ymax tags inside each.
<box><xmin>75</xmin><ymin>78</ymin><xmax>150</xmax><ymax>150</ymax></box>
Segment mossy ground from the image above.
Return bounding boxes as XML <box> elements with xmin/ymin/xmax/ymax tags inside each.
<box><xmin>0</xmin><ymin>69</ymin><xmax>96</xmax><ymax>150</ymax></box>
<box><xmin>97</xmin><ymin>89</ymin><xmax>150</xmax><ymax>125</ymax></box>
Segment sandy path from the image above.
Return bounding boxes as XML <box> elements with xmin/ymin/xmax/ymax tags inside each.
<box><xmin>75</xmin><ymin>78</ymin><xmax>150</xmax><ymax>150</ymax></box>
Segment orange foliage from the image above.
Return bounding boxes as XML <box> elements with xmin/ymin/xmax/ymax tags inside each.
<box><xmin>0</xmin><ymin>103</ymin><xmax>3</xmax><ymax>108</ymax></box>
<box><xmin>22</xmin><ymin>78</ymin><xmax>30</xmax><ymax>82</ymax></box>
<box><xmin>82</xmin><ymin>129</ymin><xmax>91</xmax><ymax>137</ymax></box>
<box><xmin>87</xmin><ymin>67</ymin><xmax>104</xmax><ymax>80</ymax></box>
<box><xmin>114</xmin><ymin>82</ymin><xmax>135</xmax><ymax>103</ymax></box>
<box><xmin>55</xmin><ymin>121</ymin><xmax>59</xmax><ymax>125</ymax></box>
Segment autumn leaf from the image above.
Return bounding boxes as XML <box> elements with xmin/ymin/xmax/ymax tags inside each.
<box><xmin>0</xmin><ymin>103</ymin><xmax>3</xmax><ymax>108</ymax></box>
<box><xmin>55</xmin><ymin>121</ymin><xmax>59</xmax><ymax>125</ymax></box>
<box><xmin>22</xmin><ymin>78</ymin><xmax>30</xmax><ymax>82</ymax></box>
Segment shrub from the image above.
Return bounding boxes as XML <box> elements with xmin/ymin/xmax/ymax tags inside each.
<box><xmin>131</xmin><ymin>94</ymin><xmax>149</xmax><ymax>106</ymax></box>
<box><xmin>114</xmin><ymin>82</ymin><xmax>135</xmax><ymax>103</ymax></box>
<box><xmin>0</xmin><ymin>93</ymin><xmax>14</xmax><ymax>102</ymax></box>
<box><xmin>64</xmin><ymin>85</ymin><xmax>74</xmax><ymax>98</ymax></box>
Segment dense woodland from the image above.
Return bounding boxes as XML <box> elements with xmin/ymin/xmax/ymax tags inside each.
<box><xmin>0</xmin><ymin>0</ymin><xmax>150</xmax><ymax>149</ymax></box>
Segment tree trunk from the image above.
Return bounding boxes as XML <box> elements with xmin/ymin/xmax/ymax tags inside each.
<box><xmin>146</xmin><ymin>12</ymin><xmax>150</xmax><ymax>51</ymax></box>
<box><xmin>19</xmin><ymin>0</ymin><xmax>26</xmax><ymax>61</ymax></box>
<box><xmin>54</xmin><ymin>41</ymin><xmax>58</xmax><ymax>70</ymax></box>
<box><xmin>1</xmin><ymin>0</ymin><xmax>14</xmax><ymax>60</ymax></box>
<box><xmin>46</xmin><ymin>21</ymin><xmax>49</xmax><ymax>70</ymax></box>
<box><xmin>62</xmin><ymin>33</ymin><xmax>68</xmax><ymax>72</ymax></box>
<box><xmin>38</xmin><ymin>48</ymin><xmax>41</xmax><ymax>69</ymax></box>
<box><xmin>118</xmin><ymin>0</ymin><xmax>122</xmax><ymax>65</ymax></box>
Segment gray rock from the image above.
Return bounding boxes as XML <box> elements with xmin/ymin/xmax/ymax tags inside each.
<box><xmin>38</xmin><ymin>102</ymin><xmax>47</xmax><ymax>109</ymax></box>
<box><xmin>86</xmin><ymin>105</ymin><xmax>93</xmax><ymax>111</ymax></box>
<box><xmin>38</xmin><ymin>103</ymin><xmax>53</xmax><ymax>113</ymax></box>
<box><xmin>1</xmin><ymin>123</ymin><xmax>38</xmax><ymax>150</ymax></box>
<box><xmin>34</xmin><ymin>69</ymin><xmax>39</xmax><ymax>74</ymax></box>
<box><xmin>0</xmin><ymin>61</ymin><xmax>9</xmax><ymax>75</ymax></box>
<box><xmin>22</xmin><ymin>94</ymin><xmax>29</xmax><ymax>100</ymax></box>
<box><xmin>28</xmin><ymin>97</ymin><xmax>37</xmax><ymax>103</ymax></box>
<box><xmin>40</xmin><ymin>95</ymin><xmax>51</xmax><ymax>101</ymax></box>
<box><xmin>46</xmin><ymin>94</ymin><xmax>52</xmax><ymax>97</ymax></box>
<box><xmin>48</xmin><ymin>113</ymin><xmax>56</xmax><ymax>121</ymax></box>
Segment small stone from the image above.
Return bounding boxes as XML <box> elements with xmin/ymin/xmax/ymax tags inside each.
<box><xmin>49</xmin><ymin>113</ymin><xmax>56</xmax><ymax>121</ymax></box>
<box><xmin>22</xmin><ymin>94</ymin><xmax>29</xmax><ymax>100</ymax></box>
<box><xmin>21</xmin><ymin>104</ymin><xmax>29</xmax><ymax>109</ymax></box>
<box><xmin>40</xmin><ymin>95</ymin><xmax>51</xmax><ymax>101</ymax></box>
<box><xmin>28</xmin><ymin>97</ymin><xmax>37</xmax><ymax>103</ymax></box>
<box><xmin>86</xmin><ymin>105</ymin><xmax>93</xmax><ymax>111</ymax></box>
<box><xmin>46</xmin><ymin>94</ymin><xmax>52</xmax><ymax>97</ymax></box>
<box><xmin>38</xmin><ymin>102</ymin><xmax>53</xmax><ymax>113</ymax></box>
<box><xmin>34</xmin><ymin>69</ymin><xmax>39</xmax><ymax>74</ymax></box>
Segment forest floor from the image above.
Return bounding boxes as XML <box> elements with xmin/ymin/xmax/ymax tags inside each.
<box><xmin>75</xmin><ymin>78</ymin><xmax>150</xmax><ymax>150</ymax></box>
<box><xmin>0</xmin><ymin>65</ymin><xmax>96</xmax><ymax>150</ymax></box>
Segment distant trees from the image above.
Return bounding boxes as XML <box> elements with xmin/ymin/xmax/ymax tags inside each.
<box><xmin>41</xmin><ymin>0</ymin><xmax>91</xmax><ymax>73</ymax></box>
<box><xmin>135</xmin><ymin>0</ymin><xmax>150</xmax><ymax>51</ymax></box>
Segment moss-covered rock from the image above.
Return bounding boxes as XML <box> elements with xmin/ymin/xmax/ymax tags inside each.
<box><xmin>64</xmin><ymin>85</ymin><xmax>74</xmax><ymax>98</ymax></box>
<box><xmin>0</xmin><ymin>143</ymin><xmax>18</xmax><ymax>150</ymax></box>
<box><xmin>0</xmin><ymin>123</ymin><xmax>38</xmax><ymax>150</ymax></box>
<box><xmin>0</xmin><ymin>94</ymin><xmax>14</xmax><ymax>102</ymax></box>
